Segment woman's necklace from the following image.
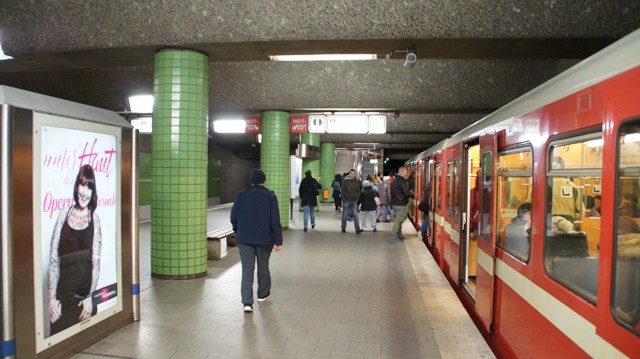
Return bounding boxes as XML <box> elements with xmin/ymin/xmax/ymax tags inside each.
<box><xmin>71</xmin><ymin>208</ymin><xmax>88</xmax><ymax>220</ymax></box>
<box><xmin>69</xmin><ymin>207</ymin><xmax>90</xmax><ymax>230</ymax></box>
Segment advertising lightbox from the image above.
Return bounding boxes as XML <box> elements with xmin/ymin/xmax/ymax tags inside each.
<box><xmin>32</xmin><ymin>113</ymin><xmax>123</xmax><ymax>352</ymax></box>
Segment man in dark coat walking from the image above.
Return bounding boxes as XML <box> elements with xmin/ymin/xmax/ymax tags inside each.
<box><xmin>390</xmin><ymin>166</ymin><xmax>413</xmax><ymax>243</ymax></box>
<box><xmin>231</xmin><ymin>169</ymin><xmax>283</xmax><ymax>313</ymax></box>
<box><xmin>299</xmin><ymin>170</ymin><xmax>322</xmax><ymax>231</ymax></box>
<box><xmin>341</xmin><ymin>169</ymin><xmax>363</xmax><ymax>234</ymax></box>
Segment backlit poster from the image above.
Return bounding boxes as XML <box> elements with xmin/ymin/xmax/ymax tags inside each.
<box><xmin>32</xmin><ymin>113</ymin><xmax>122</xmax><ymax>352</ymax></box>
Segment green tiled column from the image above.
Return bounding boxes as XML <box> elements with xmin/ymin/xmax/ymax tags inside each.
<box><xmin>301</xmin><ymin>133</ymin><xmax>321</xmax><ymax>209</ymax></box>
<box><xmin>261</xmin><ymin>111</ymin><xmax>290</xmax><ymax>227</ymax></box>
<box><xmin>151</xmin><ymin>49</ymin><xmax>209</xmax><ymax>279</ymax></box>
<box><xmin>320</xmin><ymin>143</ymin><xmax>336</xmax><ymax>202</ymax></box>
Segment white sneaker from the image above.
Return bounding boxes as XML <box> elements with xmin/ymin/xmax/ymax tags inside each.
<box><xmin>257</xmin><ymin>294</ymin><xmax>271</xmax><ymax>302</ymax></box>
<box><xmin>243</xmin><ymin>305</ymin><xmax>253</xmax><ymax>313</ymax></box>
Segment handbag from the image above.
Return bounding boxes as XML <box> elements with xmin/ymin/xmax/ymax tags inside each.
<box><xmin>418</xmin><ymin>198</ymin><xmax>429</xmax><ymax>213</ymax></box>
<box><xmin>312</xmin><ymin>184</ymin><xmax>320</xmax><ymax>196</ymax></box>
<box><xmin>374</xmin><ymin>196</ymin><xmax>381</xmax><ymax>206</ymax></box>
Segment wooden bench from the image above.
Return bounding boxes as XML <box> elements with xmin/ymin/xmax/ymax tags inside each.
<box><xmin>207</xmin><ymin>226</ymin><xmax>235</xmax><ymax>260</ymax></box>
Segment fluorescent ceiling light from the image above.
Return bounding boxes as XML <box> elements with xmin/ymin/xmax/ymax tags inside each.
<box><xmin>586</xmin><ymin>139</ymin><xmax>604</xmax><ymax>148</ymax></box>
<box><xmin>213</xmin><ymin>119</ymin><xmax>246</xmax><ymax>133</ymax></box>
<box><xmin>129</xmin><ymin>94</ymin><xmax>154</xmax><ymax>113</ymax></box>
<box><xmin>624</xmin><ymin>133</ymin><xmax>640</xmax><ymax>143</ymax></box>
<box><xmin>0</xmin><ymin>43</ymin><xmax>13</xmax><ymax>60</ymax></box>
<box><xmin>269</xmin><ymin>54</ymin><xmax>377</xmax><ymax>61</ymax></box>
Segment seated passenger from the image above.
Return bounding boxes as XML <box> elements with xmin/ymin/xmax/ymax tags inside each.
<box><xmin>619</xmin><ymin>193</ymin><xmax>639</xmax><ymax>218</ymax></box>
<box><xmin>505</xmin><ymin>202</ymin><xmax>532</xmax><ymax>259</ymax></box>
<box><xmin>618</xmin><ymin>216</ymin><xmax>640</xmax><ymax>234</ymax></box>
<box><xmin>586</xmin><ymin>195</ymin><xmax>601</xmax><ymax>218</ymax></box>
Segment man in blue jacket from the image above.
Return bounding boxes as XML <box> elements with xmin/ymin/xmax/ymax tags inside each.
<box><xmin>230</xmin><ymin>169</ymin><xmax>283</xmax><ymax>313</ymax></box>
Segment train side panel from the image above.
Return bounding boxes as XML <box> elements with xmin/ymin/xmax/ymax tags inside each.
<box><xmin>407</xmin><ymin>64</ymin><xmax>640</xmax><ymax>358</ymax></box>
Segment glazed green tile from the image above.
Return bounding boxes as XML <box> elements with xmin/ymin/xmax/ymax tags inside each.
<box><xmin>152</xmin><ymin>49</ymin><xmax>208</xmax><ymax>278</ymax></box>
<box><xmin>260</xmin><ymin>111</ymin><xmax>290</xmax><ymax>226</ymax></box>
<box><xmin>320</xmin><ymin>143</ymin><xmax>336</xmax><ymax>202</ymax></box>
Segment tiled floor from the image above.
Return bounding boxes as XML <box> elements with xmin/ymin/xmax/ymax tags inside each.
<box><xmin>72</xmin><ymin>204</ymin><xmax>494</xmax><ymax>359</ymax></box>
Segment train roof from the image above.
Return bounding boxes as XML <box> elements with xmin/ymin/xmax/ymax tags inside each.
<box><xmin>445</xmin><ymin>27</ymin><xmax>640</xmax><ymax>146</ymax></box>
<box><xmin>406</xmin><ymin>138</ymin><xmax>449</xmax><ymax>164</ymax></box>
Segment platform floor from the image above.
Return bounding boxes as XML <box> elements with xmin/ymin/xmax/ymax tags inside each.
<box><xmin>72</xmin><ymin>203</ymin><xmax>494</xmax><ymax>359</ymax></box>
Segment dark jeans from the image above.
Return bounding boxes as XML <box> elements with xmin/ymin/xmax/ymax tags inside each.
<box><xmin>238</xmin><ymin>242</ymin><xmax>273</xmax><ymax>306</ymax></box>
<box><xmin>341</xmin><ymin>201</ymin><xmax>360</xmax><ymax>231</ymax></box>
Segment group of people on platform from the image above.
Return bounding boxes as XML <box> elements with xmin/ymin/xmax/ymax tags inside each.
<box><xmin>326</xmin><ymin>167</ymin><xmax>416</xmax><ymax>243</ymax></box>
<box><xmin>229</xmin><ymin>166</ymin><xmax>419</xmax><ymax>312</ymax></box>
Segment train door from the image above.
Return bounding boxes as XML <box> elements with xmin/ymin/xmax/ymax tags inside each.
<box><xmin>461</xmin><ymin>142</ymin><xmax>480</xmax><ymax>298</ymax></box>
<box><xmin>475</xmin><ymin>132</ymin><xmax>498</xmax><ymax>332</ymax></box>
<box><xmin>426</xmin><ymin>159</ymin><xmax>436</xmax><ymax>247</ymax></box>
<box><xmin>432</xmin><ymin>161</ymin><xmax>443</xmax><ymax>264</ymax></box>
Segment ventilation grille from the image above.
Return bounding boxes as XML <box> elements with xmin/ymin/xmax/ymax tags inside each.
<box><xmin>577</xmin><ymin>91</ymin><xmax>592</xmax><ymax>113</ymax></box>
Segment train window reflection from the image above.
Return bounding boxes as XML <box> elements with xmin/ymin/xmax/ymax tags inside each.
<box><xmin>497</xmin><ymin>149</ymin><xmax>533</xmax><ymax>261</ymax></box>
<box><xmin>453</xmin><ymin>160</ymin><xmax>460</xmax><ymax>223</ymax></box>
<box><xmin>447</xmin><ymin>162</ymin><xmax>453</xmax><ymax>217</ymax></box>
<box><xmin>613</xmin><ymin>122</ymin><xmax>640</xmax><ymax>335</ymax></box>
<box><xmin>435</xmin><ymin>164</ymin><xmax>442</xmax><ymax>211</ymax></box>
<box><xmin>481</xmin><ymin>152</ymin><xmax>492</xmax><ymax>243</ymax></box>
<box><xmin>545</xmin><ymin>134</ymin><xmax>602</xmax><ymax>303</ymax></box>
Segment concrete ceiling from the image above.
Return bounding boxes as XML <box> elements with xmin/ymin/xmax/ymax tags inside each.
<box><xmin>1</xmin><ymin>1</ymin><xmax>639</xmax><ymax>160</ymax></box>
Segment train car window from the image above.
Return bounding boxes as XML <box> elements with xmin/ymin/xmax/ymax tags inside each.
<box><xmin>447</xmin><ymin>161</ymin><xmax>453</xmax><ymax>217</ymax></box>
<box><xmin>435</xmin><ymin>163</ymin><xmax>442</xmax><ymax>211</ymax></box>
<box><xmin>481</xmin><ymin>152</ymin><xmax>492</xmax><ymax>243</ymax></box>
<box><xmin>496</xmin><ymin>149</ymin><xmax>533</xmax><ymax>261</ymax></box>
<box><xmin>453</xmin><ymin>160</ymin><xmax>460</xmax><ymax>223</ymax></box>
<box><xmin>613</xmin><ymin>122</ymin><xmax>640</xmax><ymax>335</ymax></box>
<box><xmin>545</xmin><ymin>134</ymin><xmax>603</xmax><ymax>303</ymax></box>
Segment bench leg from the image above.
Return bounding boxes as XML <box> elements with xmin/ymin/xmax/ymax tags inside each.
<box><xmin>207</xmin><ymin>238</ymin><xmax>228</xmax><ymax>260</ymax></box>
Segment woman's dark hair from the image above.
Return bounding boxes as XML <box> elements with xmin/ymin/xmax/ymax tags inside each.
<box><xmin>517</xmin><ymin>202</ymin><xmax>532</xmax><ymax>218</ymax></box>
<box><xmin>623</xmin><ymin>193</ymin><xmax>638</xmax><ymax>204</ymax></box>
<box><xmin>73</xmin><ymin>164</ymin><xmax>98</xmax><ymax>214</ymax></box>
<box><xmin>334</xmin><ymin>174</ymin><xmax>341</xmax><ymax>180</ymax></box>
<box><xmin>305</xmin><ymin>170</ymin><xmax>312</xmax><ymax>177</ymax></box>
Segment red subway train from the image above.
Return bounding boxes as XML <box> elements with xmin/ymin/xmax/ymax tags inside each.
<box><xmin>406</xmin><ymin>28</ymin><xmax>640</xmax><ymax>358</ymax></box>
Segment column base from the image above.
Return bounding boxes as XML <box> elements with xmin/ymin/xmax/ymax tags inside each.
<box><xmin>151</xmin><ymin>271</ymin><xmax>207</xmax><ymax>280</ymax></box>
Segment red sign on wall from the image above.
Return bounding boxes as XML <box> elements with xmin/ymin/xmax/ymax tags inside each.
<box><xmin>245</xmin><ymin>116</ymin><xmax>261</xmax><ymax>134</ymax></box>
<box><xmin>290</xmin><ymin>115</ymin><xmax>308</xmax><ymax>134</ymax></box>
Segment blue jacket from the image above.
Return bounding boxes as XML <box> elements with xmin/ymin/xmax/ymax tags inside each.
<box><xmin>230</xmin><ymin>184</ymin><xmax>283</xmax><ymax>246</ymax></box>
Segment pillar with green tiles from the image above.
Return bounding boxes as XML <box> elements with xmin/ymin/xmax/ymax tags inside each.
<box><xmin>261</xmin><ymin>111</ymin><xmax>290</xmax><ymax>227</ymax></box>
<box><xmin>151</xmin><ymin>49</ymin><xmax>209</xmax><ymax>279</ymax></box>
<box><xmin>320</xmin><ymin>143</ymin><xmax>336</xmax><ymax>202</ymax></box>
<box><xmin>301</xmin><ymin>133</ymin><xmax>321</xmax><ymax>210</ymax></box>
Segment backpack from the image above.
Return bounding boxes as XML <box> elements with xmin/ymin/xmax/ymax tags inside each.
<box><xmin>332</xmin><ymin>180</ymin><xmax>341</xmax><ymax>191</ymax></box>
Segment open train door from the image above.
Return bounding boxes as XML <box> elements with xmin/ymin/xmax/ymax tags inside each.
<box><xmin>475</xmin><ymin>131</ymin><xmax>498</xmax><ymax>332</ymax></box>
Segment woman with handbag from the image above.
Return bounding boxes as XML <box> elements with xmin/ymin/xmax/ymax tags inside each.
<box><xmin>299</xmin><ymin>170</ymin><xmax>322</xmax><ymax>232</ymax></box>
<box><xmin>419</xmin><ymin>182</ymin><xmax>431</xmax><ymax>237</ymax></box>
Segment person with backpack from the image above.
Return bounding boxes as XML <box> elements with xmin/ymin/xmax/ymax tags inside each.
<box><xmin>419</xmin><ymin>182</ymin><xmax>431</xmax><ymax>237</ymax></box>
<box><xmin>331</xmin><ymin>174</ymin><xmax>342</xmax><ymax>212</ymax></box>
<box><xmin>299</xmin><ymin>170</ymin><xmax>322</xmax><ymax>232</ymax></box>
<box><xmin>359</xmin><ymin>180</ymin><xmax>379</xmax><ymax>232</ymax></box>
<box><xmin>390</xmin><ymin>167</ymin><xmax>413</xmax><ymax>243</ymax></box>
<box><xmin>377</xmin><ymin>176</ymin><xmax>392</xmax><ymax>222</ymax></box>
